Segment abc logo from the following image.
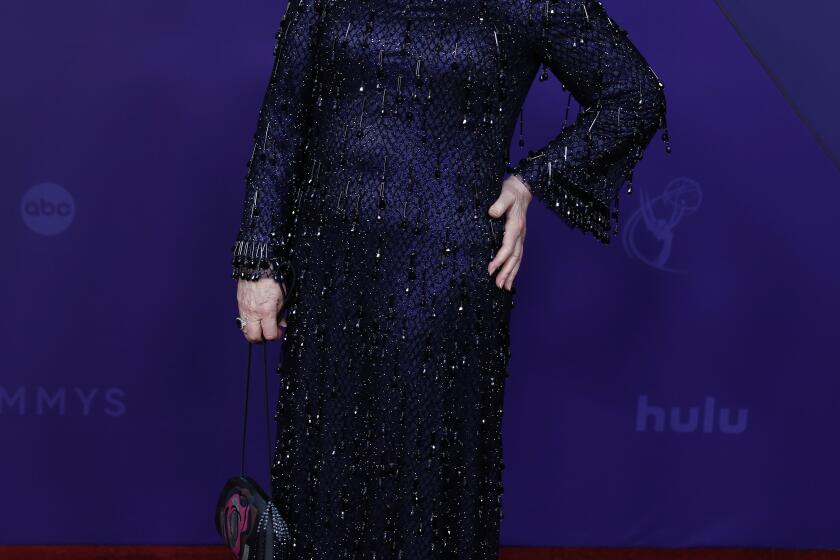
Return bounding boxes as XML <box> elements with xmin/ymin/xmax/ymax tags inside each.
<box><xmin>21</xmin><ymin>182</ymin><xmax>75</xmax><ymax>235</ymax></box>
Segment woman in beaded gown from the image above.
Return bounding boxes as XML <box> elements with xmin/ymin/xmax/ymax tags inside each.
<box><xmin>231</xmin><ymin>0</ymin><xmax>669</xmax><ymax>557</ymax></box>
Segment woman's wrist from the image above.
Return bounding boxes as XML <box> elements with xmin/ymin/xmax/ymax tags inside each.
<box><xmin>511</xmin><ymin>172</ymin><xmax>532</xmax><ymax>194</ymax></box>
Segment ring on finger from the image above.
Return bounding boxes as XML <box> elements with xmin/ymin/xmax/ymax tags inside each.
<box><xmin>235</xmin><ymin>315</ymin><xmax>261</xmax><ymax>331</ymax></box>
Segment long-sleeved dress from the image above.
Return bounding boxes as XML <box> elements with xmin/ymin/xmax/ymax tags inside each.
<box><xmin>230</xmin><ymin>0</ymin><xmax>668</xmax><ymax>558</ymax></box>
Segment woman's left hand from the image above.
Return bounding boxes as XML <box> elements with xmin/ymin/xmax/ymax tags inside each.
<box><xmin>488</xmin><ymin>174</ymin><xmax>532</xmax><ymax>291</ymax></box>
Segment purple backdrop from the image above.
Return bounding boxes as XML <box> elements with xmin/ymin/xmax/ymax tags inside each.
<box><xmin>2</xmin><ymin>0</ymin><xmax>838</xmax><ymax>548</ymax></box>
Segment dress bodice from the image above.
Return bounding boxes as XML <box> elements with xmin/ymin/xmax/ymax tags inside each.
<box><xmin>231</xmin><ymin>0</ymin><xmax>669</xmax><ymax>282</ymax></box>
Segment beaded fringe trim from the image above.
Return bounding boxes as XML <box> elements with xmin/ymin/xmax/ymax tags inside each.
<box><xmin>231</xmin><ymin>239</ymin><xmax>293</xmax><ymax>287</ymax></box>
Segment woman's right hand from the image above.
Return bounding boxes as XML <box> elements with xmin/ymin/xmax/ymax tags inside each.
<box><xmin>236</xmin><ymin>277</ymin><xmax>288</xmax><ymax>342</ymax></box>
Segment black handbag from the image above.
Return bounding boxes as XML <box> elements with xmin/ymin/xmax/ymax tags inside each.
<box><xmin>215</xmin><ymin>340</ymin><xmax>291</xmax><ymax>560</ymax></box>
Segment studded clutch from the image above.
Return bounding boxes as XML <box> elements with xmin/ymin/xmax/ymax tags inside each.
<box><xmin>215</xmin><ymin>341</ymin><xmax>291</xmax><ymax>560</ymax></box>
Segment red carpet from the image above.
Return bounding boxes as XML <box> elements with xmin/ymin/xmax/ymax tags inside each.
<box><xmin>0</xmin><ymin>547</ymin><xmax>837</xmax><ymax>560</ymax></box>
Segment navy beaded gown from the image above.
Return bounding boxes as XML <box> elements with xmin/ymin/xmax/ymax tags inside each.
<box><xmin>230</xmin><ymin>0</ymin><xmax>668</xmax><ymax>557</ymax></box>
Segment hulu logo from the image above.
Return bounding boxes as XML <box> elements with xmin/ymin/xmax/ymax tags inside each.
<box><xmin>635</xmin><ymin>395</ymin><xmax>748</xmax><ymax>434</ymax></box>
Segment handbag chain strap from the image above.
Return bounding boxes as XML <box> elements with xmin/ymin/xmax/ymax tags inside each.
<box><xmin>239</xmin><ymin>339</ymin><xmax>272</xmax><ymax>482</ymax></box>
